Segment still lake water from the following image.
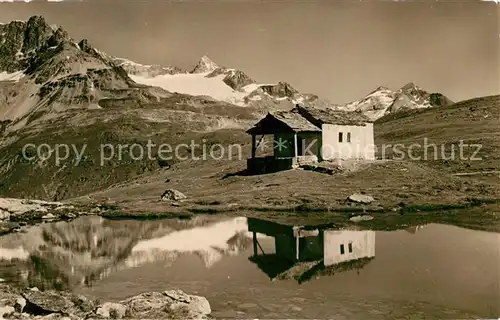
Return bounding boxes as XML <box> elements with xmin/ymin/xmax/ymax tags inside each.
<box><xmin>0</xmin><ymin>215</ymin><xmax>498</xmax><ymax>319</ymax></box>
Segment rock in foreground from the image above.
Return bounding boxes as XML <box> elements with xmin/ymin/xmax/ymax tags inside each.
<box><xmin>0</xmin><ymin>283</ymin><xmax>211</xmax><ymax>319</ymax></box>
<box><xmin>161</xmin><ymin>189</ymin><xmax>187</xmax><ymax>201</ymax></box>
<box><xmin>347</xmin><ymin>193</ymin><xmax>374</xmax><ymax>204</ymax></box>
<box><xmin>122</xmin><ymin>290</ymin><xmax>211</xmax><ymax>319</ymax></box>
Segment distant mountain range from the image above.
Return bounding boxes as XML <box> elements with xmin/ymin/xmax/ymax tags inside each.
<box><xmin>333</xmin><ymin>83</ymin><xmax>454</xmax><ymax>121</ymax></box>
<box><xmin>113</xmin><ymin>54</ymin><xmax>331</xmax><ymax>109</ymax></box>
<box><xmin>116</xmin><ymin>54</ymin><xmax>454</xmax><ymax>120</ymax></box>
<box><xmin>0</xmin><ymin>15</ymin><xmax>453</xmax><ymax>130</ymax></box>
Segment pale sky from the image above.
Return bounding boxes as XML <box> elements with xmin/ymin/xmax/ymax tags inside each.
<box><xmin>0</xmin><ymin>0</ymin><xmax>498</xmax><ymax>104</ymax></box>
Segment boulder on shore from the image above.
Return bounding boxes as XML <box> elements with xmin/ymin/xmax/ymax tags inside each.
<box><xmin>161</xmin><ymin>189</ymin><xmax>187</xmax><ymax>201</ymax></box>
<box><xmin>121</xmin><ymin>290</ymin><xmax>211</xmax><ymax>319</ymax></box>
<box><xmin>96</xmin><ymin>302</ymin><xmax>127</xmax><ymax>319</ymax></box>
<box><xmin>347</xmin><ymin>193</ymin><xmax>374</xmax><ymax>204</ymax></box>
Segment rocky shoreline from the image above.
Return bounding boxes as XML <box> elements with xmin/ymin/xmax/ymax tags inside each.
<box><xmin>1</xmin><ymin>196</ymin><xmax>500</xmax><ymax>236</ymax></box>
<box><xmin>0</xmin><ymin>198</ymin><xmax>120</xmax><ymax>236</ymax></box>
<box><xmin>0</xmin><ymin>282</ymin><xmax>211</xmax><ymax>320</ymax></box>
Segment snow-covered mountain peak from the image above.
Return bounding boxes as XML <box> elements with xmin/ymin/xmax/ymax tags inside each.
<box><xmin>370</xmin><ymin>85</ymin><xmax>391</xmax><ymax>93</ymax></box>
<box><xmin>400</xmin><ymin>82</ymin><xmax>419</xmax><ymax>92</ymax></box>
<box><xmin>190</xmin><ymin>55</ymin><xmax>219</xmax><ymax>74</ymax></box>
<box><xmin>334</xmin><ymin>83</ymin><xmax>453</xmax><ymax>120</ymax></box>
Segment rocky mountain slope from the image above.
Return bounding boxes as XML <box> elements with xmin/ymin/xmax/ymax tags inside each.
<box><xmin>0</xmin><ymin>16</ymin><xmax>332</xmax><ymax>134</ymax></box>
<box><xmin>334</xmin><ymin>83</ymin><xmax>453</xmax><ymax>121</ymax></box>
<box><xmin>0</xmin><ymin>16</ymin><xmax>263</xmax><ymax>200</ymax></box>
<box><xmin>1</xmin><ymin>17</ymin><xmax>177</xmax><ymax>130</ymax></box>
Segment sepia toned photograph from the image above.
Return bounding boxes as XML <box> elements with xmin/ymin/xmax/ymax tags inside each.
<box><xmin>0</xmin><ymin>0</ymin><xmax>498</xmax><ymax>319</ymax></box>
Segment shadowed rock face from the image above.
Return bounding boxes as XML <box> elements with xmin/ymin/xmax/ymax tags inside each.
<box><xmin>222</xmin><ymin>69</ymin><xmax>256</xmax><ymax>91</ymax></box>
<box><xmin>429</xmin><ymin>92</ymin><xmax>454</xmax><ymax>107</ymax></box>
<box><xmin>260</xmin><ymin>81</ymin><xmax>299</xmax><ymax>99</ymax></box>
<box><xmin>0</xmin><ymin>16</ymin><xmax>68</xmax><ymax>73</ymax></box>
<box><xmin>0</xmin><ymin>15</ymin><xmax>172</xmax><ymax>124</ymax></box>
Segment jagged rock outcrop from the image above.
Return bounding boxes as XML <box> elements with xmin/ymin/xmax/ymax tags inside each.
<box><xmin>222</xmin><ymin>69</ymin><xmax>255</xmax><ymax>91</ymax></box>
<box><xmin>76</xmin><ymin>39</ymin><xmax>92</xmax><ymax>53</ymax></box>
<box><xmin>259</xmin><ymin>81</ymin><xmax>299</xmax><ymax>99</ymax></box>
<box><xmin>206</xmin><ymin>67</ymin><xmax>255</xmax><ymax>91</ymax></box>
<box><xmin>190</xmin><ymin>55</ymin><xmax>219</xmax><ymax>74</ymax></box>
<box><xmin>0</xmin><ymin>15</ymin><xmax>171</xmax><ymax>126</ymax></box>
<box><xmin>0</xmin><ymin>16</ymin><xmax>69</xmax><ymax>73</ymax></box>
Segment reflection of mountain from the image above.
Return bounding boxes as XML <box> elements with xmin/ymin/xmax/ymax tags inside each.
<box><xmin>0</xmin><ymin>216</ymin><xmax>255</xmax><ymax>290</ymax></box>
<box><xmin>96</xmin><ymin>221</ymin><xmax>258</xmax><ymax>280</ymax></box>
<box><xmin>247</xmin><ymin>218</ymin><xmax>376</xmax><ymax>283</ymax></box>
<box><xmin>131</xmin><ymin>217</ymin><xmax>253</xmax><ymax>268</ymax></box>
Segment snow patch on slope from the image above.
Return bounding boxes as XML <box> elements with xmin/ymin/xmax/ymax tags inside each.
<box><xmin>130</xmin><ymin>72</ymin><xmax>249</xmax><ymax>106</ymax></box>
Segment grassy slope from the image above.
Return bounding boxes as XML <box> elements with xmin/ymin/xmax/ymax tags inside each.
<box><xmin>71</xmin><ymin>156</ymin><xmax>500</xmax><ymax>232</ymax></box>
<box><xmin>66</xmin><ymin>94</ymin><xmax>500</xmax><ymax>232</ymax></box>
<box><xmin>375</xmin><ymin>94</ymin><xmax>500</xmax><ymax>174</ymax></box>
<box><xmin>76</xmin><ymin>157</ymin><xmax>495</xmax><ymax>209</ymax></box>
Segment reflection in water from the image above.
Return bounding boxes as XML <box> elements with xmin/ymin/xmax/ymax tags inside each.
<box><xmin>247</xmin><ymin>218</ymin><xmax>377</xmax><ymax>283</ymax></box>
<box><xmin>0</xmin><ymin>216</ymin><xmax>498</xmax><ymax>318</ymax></box>
<box><xmin>0</xmin><ymin>216</ymin><xmax>257</xmax><ymax>290</ymax></box>
<box><xmin>131</xmin><ymin>217</ymin><xmax>252</xmax><ymax>267</ymax></box>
